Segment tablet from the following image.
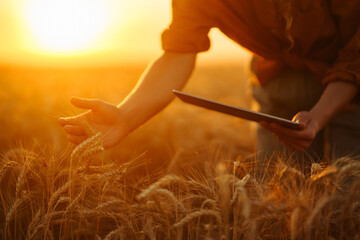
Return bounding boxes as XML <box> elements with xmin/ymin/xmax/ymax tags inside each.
<box><xmin>173</xmin><ymin>90</ymin><xmax>301</xmax><ymax>130</ymax></box>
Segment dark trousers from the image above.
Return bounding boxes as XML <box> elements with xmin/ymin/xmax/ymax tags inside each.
<box><xmin>252</xmin><ymin>67</ymin><xmax>360</xmax><ymax>163</ymax></box>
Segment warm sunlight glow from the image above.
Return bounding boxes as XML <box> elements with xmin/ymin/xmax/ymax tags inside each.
<box><xmin>25</xmin><ymin>0</ymin><xmax>111</xmax><ymax>53</ymax></box>
<box><xmin>0</xmin><ymin>0</ymin><xmax>250</xmax><ymax>66</ymax></box>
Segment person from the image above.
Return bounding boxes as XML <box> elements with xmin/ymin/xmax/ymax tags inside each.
<box><xmin>59</xmin><ymin>0</ymin><xmax>360</xmax><ymax>161</ymax></box>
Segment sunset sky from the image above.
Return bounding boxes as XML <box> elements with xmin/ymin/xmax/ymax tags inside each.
<box><xmin>0</xmin><ymin>0</ymin><xmax>251</xmax><ymax>67</ymax></box>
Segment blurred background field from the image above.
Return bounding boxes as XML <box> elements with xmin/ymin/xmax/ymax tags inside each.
<box><xmin>0</xmin><ymin>63</ymin><xmax>255</xmax><ymax>167</ymax></box>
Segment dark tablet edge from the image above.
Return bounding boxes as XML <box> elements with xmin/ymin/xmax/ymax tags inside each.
<box><xmin>173</xmin><ymin>90</ymin><xmax>301</xmax><ymax>130</ymax></box>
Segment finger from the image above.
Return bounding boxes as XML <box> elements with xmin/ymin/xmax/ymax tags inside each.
<box><xmin>277</xmin><ymin>137</ymin><xmax>306</xmax><ymax>151</ymax></box>
<box><xmin>292</xmin><ymin>119</ymin><xmax>307</xmax><ymax>130</ymax></box>
<box><xmin>292</xmin><ymin>112</ymin><xmax>309</xmax><ymax>123</ymax></box>
<box><xmin>68</xmin><ymin>135</ymin><xmax>87</xmax><ymax>145</ymax></box>
<box><xmin>286</xmin><ymin>143</ymin><xmax>305</xmax><ymax>152</ymax></box>
<box><xmin>64</xmin><ymin>125</ymin><xmax>87</xmax><ymax>136</ymax></box>
<box><xmin>58</xmin><ymin>116</ymin><xmax>82</xmax><ymax>126</ymax></box>
<box><xmin>270</xmin><ymin>123</ymin><xmax>313</xmax><ymax>140</ymax></box>
<box><xmin>261</xmin><ymin>121</ymin><xmax>297</xmax><ymax>138</ymax></box>
<box><xmin>298</xmin><ymin>122</ymin><xmax>306</xmax><ymax>130</ymax></box>
<box><xmin>58</xmin><ymin>117</ymin><xmax>67</xmax><ymax>126</ymax></box>
<box><xmin>259</xmin><ymin>121</ymin><xmax>272</xmax><ymax>131</ymax></box>
<box><xmin>277</xmin><ymin>136</ymin><xmax>310</xmax><ymax>150</ymax></box>
<box><xmin>71</xmin><ymin>97</ymin><xmax>101</xmax><ymax>111</ymax></box>
<box><xmin>102</xmin><ymin>140</ymin><xmax>112</xmax><ymax>149</ymax></box>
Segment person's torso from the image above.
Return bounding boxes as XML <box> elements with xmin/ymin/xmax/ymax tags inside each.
<box><xmin>207</xmin><ymin>0</ymin><xmax>359</xmax><ymax>76</ymax></box>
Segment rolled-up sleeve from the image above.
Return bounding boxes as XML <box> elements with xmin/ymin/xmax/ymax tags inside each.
<box><xmin>161</xmin><ymin>0</ymin><xmax>214</xmax><ymax>53</ymax></box>
<box><xmin>322</xmin><ymin>26</ymin><xmax>360</xmax><ymax>88</ymax></box>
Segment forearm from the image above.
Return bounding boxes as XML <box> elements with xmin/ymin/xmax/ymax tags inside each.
<box><xmin>117</xmin><ymin>52</ymin><xmax>196</xmax><ymax>133</ymax></box>
<box><xmin>310</xmin><ymin>81</ymin><xmax>358</xmax><ymax>131</ymax></box>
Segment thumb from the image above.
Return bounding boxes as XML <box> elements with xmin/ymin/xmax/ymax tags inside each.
<box><xmin>292</xmin><ymin>111</ymin><xmax>309</xmax><ymax>130</ymax></box>
<box><xmin>70</xmin><ymin>97</ymin><xmax>101</xmax><ymax>110</ymax></box>
<box><xmin>297</xmin><ymin>121</ymin><xmax>306</xmax><ymax>130</ymax></box>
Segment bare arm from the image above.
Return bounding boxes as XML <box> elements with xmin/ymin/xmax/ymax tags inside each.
<box><xmin>59</xmin><ymin>52</ymin><xmax>197</xmax><ymax>147</ymax></box>
<box><xmin>118</xmin><ymin>52</ymin><xmax>197</xmax><ymax>134</ymax></box>
<box><xmin>309</xmin><ymin>81</ymin><xmax>358</xmax><ymax>130</ymax></box>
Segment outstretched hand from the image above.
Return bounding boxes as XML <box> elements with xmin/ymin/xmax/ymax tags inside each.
<box><xmin>58</xmin><ymin>97</ymin><xmax>127</xmax><ymax>148</ymax></box>
<box><xmin>260</xmin><ymin>111</ymin><xmax>320</xmax><ymax>151</ymax></box>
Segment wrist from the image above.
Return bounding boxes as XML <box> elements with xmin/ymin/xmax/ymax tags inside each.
<box><xmin>309</xmin><ymin>81</ymin><xmax>358</xmax><ymax>131</ymax></box>
<box><xmin>308</xmin><ymin>107</ymin><xmax>329</xmax><ymax>133</ymax></box>
<box><xmin>116</xmin><ymin>103</ymin><xmax>140</xmax><ymax>134</ymax></box>
<box><xmin>113</xmin><ymin>105</ymin><xmax>131</xmax><ymax>134</ymax></box>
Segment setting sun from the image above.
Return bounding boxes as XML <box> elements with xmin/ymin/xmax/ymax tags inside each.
<box><xmin>0</xmin><ymin>0</ymin><xmax>250</xmax><ymax>66</ymax></box>
<box><xmin>24</xmin><ymin>0</ymin><xmax>111</xmax><ymax>53</ymax></box>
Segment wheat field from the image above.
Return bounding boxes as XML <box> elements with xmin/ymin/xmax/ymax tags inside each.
<box><xmin>0</xmin><ymin>65</ymin><xmax>359</xmax><ymax>239</ymax></box>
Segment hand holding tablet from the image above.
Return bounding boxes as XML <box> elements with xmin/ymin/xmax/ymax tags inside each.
<box><xmin>173</xmin><ymin>90</ymin><xmax>301</xmax><ymax>130</ymax></box>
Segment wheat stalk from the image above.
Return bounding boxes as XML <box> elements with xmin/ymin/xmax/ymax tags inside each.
<box><xmin>311</xmin><ymin>163</ymin><xmax>323</xmax><ymax>176</ymax></box>
<box><xmin>5</xmin><ymin>193</ymin><xmax>31</xmax><ymax>238</ymax></box>
<box><xmin>173</xmin><ymin>209</ymin><xmax>222</xmax><ymax>229</ymax></box>
<box><xmin>95</xmin><ymin>200</ymin><xmax>126</xmax><ymax>211</ymax></box>
<box><xmin>15</xmin><ymin>162</ymin><xmax>28</xmax><ymax>197</ymax></box>
<box><xmin>305</xmin><ymin>195</ymin><xmax>338</xmax><ymax>228</ymax></box>
<box><xmin>70</xmin><ymin>132</ymin><xmax>104</xmax><ymax>163</ymax></box>
<box><xmin>0</xmin><ymin>161</ymin><xmax>19</xmax><ymax>183</ymax></box>
<box><xmin>48</xmin><ymin>181</ymin><xmax>71</xmax><ymax>209</ymax></box>
<box><xmin>25</xmin><ymin>208</ymin><xmax>43</xmax><ymax>240</ymax></box>
<box><xmin>138</xmin><ymin>175</ymin><xmax>180</xmax><ymax>200</ymax></box>
<box><xmin>68</xmin><ymin>132</ymin><xmax>104</xmax><ymax>201</ymax></box>
<box><xmin>290</xmin><ymin>207</ymin><xmax>301</xmax><ymax>240</ymax></box>
<box><xmin>103</xmin><ymin>228</ymin><xmax>124</xmax><ymax>240</ymax></box>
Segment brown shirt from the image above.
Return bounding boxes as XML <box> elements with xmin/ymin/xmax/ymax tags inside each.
<box><xmin>161</xmin><ymin>0</ymin><xmax>360</xmax><ymax>87</ymax></box>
